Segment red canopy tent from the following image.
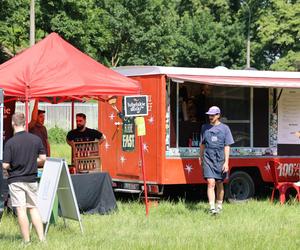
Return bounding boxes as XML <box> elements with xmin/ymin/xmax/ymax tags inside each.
<box><xmin>0</xmin><ymin>32</ymin><xmax>140</xmax><ymax>127</ymax></box>
<box><xmin>0</xmin><ymin>32</ymin><xmax>140</xmax><ymax>99</ymax></box>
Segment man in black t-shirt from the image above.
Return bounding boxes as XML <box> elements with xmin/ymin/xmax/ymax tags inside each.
<box><xmin>2</xmin><ymin>112</ymin><xmax>46</xmax><ymax>243</ymax></box>
<box><xmin>66</xmin><ymin>113</ymin><xmax>105</xmax><ymax>145</ymax></box>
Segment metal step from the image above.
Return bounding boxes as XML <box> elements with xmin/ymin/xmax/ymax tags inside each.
<box><xmin>139</xmin><ymin>196</ymin><xmax>160</xmax><ymax>201</ymax></box>
<box><xmin>114</xmin><ymin>188</ymin><xmax>141</xmax><ymax>194</ymax></box>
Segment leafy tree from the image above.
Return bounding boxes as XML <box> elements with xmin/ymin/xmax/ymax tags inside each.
<box><xmin>176</xmin><ymin>0</ymin><xmax>245</xmax><ymax>68</ymax></box>
<box><xmin>0</xmin><ymin>0</ymin><xmax>298</xmax><ymax>71</ymax></box>
<box><xmin>0</xmin><ymin>0</ymin><xmax>30</xmax><ymax>56</ymax></box>
<box><xmin>252</xmin><ymin>0</ymin><xmax>300</xmax><ymax>70</ymax></box>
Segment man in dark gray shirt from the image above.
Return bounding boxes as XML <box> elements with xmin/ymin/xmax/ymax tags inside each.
<box><xmin>2</xmin><ymin>112</ymin><xmax>46</xmax><ymax>243</ymax></box>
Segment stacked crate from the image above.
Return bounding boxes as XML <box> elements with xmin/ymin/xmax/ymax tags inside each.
<box><xmin>73</xmin><ymin>141</ymin><xmax>101</xmax><ymax>173</ymax></box>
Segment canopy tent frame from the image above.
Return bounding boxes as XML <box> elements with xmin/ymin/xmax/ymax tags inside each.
<box><xmin>0</xmin><ymin>33</ymin><xmax>141</xmax><ymax>129</ymax></box>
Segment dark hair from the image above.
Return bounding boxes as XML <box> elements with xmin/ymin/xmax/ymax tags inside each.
<box><xmin>12</xmin><ymin>112</ymin><xmax>25</xmax><ymax>126</ymax></box>
<box><xmin>38</xmin><ymin>109</ymin><xmax>45</xmax><ymax>115</ymax></box>
<box><xmin>76</xmin><ymin>113</ymin><xmax>86</xmax><ymax>120</ymax></box>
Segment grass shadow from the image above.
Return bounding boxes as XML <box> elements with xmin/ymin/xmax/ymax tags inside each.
<box><xmin>184</xmin><ymin>201</ymin><xmax>207</xmax><ymax>212</ymax></box>
<box><xmin>0</xmin><ymin>233</ymin><xmax>22</xmax><ymax>242</ymax></box>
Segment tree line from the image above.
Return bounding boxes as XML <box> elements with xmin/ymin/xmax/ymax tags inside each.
<box><xmin>0</xmin><ymin>0</ymin><xmax>299</xmax><ymax>70</ymax></box>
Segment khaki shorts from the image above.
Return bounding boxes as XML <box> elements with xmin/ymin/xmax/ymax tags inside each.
<box><xmin>8</xmin><ymin>182</ymin><xmax>38</xmax><ymax>208</ymax></box>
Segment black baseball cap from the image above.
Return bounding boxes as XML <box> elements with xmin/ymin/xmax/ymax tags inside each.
<box><xmin>38</xmin><ymin>109</ymin><xmax>45</xmax><ymax>115</ymax></box>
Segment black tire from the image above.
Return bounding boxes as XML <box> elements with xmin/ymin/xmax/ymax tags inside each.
<box><xmin>225</xmin><ymin>171</ymin><xmax>255</xmax><ymax>202</ymax></box>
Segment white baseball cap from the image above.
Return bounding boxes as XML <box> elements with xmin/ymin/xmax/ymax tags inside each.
<box><xmin>206</xmin><ymin>106</ymin><xmax>221</xmax><ymax>115</ymax></box>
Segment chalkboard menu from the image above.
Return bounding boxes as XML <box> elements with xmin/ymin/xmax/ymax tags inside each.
<box><xmin>124</xmin><ymin>95</ymin><xmax>148</xmax><ymax>117</ymax></box>
<box><xmin>122</xmin><ymin>117</ymin><xmax>135</xmax><ymax>151</ymax></box>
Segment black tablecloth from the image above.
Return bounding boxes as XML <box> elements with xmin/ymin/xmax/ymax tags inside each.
<box><xmin>71</xmin><ymin>172</ymin><xmax>117</xmax><ymax>215</ymax></box>
<box><xmin>0</xmin><ymin>171</ymin><xmax>117</xmax><ymax>215</ymax></box>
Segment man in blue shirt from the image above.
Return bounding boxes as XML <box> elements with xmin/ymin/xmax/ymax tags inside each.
<box><xmin>200</xmin><ymin>106</ymin><xmax>234</xmax><ymax>214</ymax></box>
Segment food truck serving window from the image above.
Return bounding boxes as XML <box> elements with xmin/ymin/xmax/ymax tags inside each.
<box><xmin>167</xmin><ymin>81</ymin><xmax>251</xmax><ymax>148</ymax></box>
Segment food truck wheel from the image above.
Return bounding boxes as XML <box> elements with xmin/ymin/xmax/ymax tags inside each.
<box><xmin>226</xmin><ymin>171</ymin><xmax>255</xmax><ymax>202</ymax></box>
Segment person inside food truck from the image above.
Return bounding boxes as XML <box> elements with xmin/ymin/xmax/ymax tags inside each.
<box><xmin>66</xmin><ymin>113</ymin><xmax>106</xmax><ymax>145</ymax></box>
<box><xmin>195</xmin><ymin>84</ymin><xmax>212</xmax><ymax>124</ymax></box>
<box><xmin>199</xmin><ymin>106</ymin><xmax>234</xmax><ymax>215</ymax></box>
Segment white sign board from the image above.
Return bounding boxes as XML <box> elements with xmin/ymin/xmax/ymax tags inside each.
<box><xmin>278</xmin><ymin>89</ymin><xmax>300</xmax><ymax>144</ymax></box>
<box><xmin>37</xmin><ymin>158</ymin><xmax>83</xmax><ymax>236</ymax></box>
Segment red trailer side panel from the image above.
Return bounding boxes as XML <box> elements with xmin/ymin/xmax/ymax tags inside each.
<box><xmin>99</xmin><ymin>75</ymin><xmax>166</xmax><ymax>184</ymax></box>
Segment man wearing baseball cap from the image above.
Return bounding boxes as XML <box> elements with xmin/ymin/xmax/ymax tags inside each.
<box><xmin>200</xmin><ymin>106</ymin><xmax>234</xmax><ymax>214</ymax></box>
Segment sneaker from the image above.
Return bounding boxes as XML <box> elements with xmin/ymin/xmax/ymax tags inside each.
<box><xmin>209</xmin><ymin>208</ymin><xmax>218</xmax><ymax>215</ymax></box>
<box><xmin>216</xmin><ymin>207</ymin><xmax>222</xmax><ymax>213</ymax></box>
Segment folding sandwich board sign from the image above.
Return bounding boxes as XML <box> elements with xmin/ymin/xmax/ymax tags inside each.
<box><xmin>37</xmin><ymin>158</ymin><xmax>83</xmax><ymax>236</ymax></box>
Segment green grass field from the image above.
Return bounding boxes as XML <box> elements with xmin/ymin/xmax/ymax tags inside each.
<box><xmin>0</xmin><ymin>200</ymin><xmax>299</xmax><ymax>249</ymax></box>
<box><xmin>1</xmin><ymin>144</ymin><xmax>299</xmax><ymax>249</ymax></box>
<box><xmin>50</xmin><ymin>143</ymin><xmax>72</xmax><ymax>164</ymax></box>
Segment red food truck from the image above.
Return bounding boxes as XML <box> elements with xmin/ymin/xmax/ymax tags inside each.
<box><xmin>99</xmin><ymin>66</ymin><xmax>300</xmax><ymax>200</ymax></box>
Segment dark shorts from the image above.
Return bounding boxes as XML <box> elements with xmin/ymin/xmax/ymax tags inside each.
<box><xmin>203</xmin><ymin>165</ymin><xmax>228</xmax><ymax>181</ymax></box>
<box><xmin>203</xmin><ymin>148</ymin><xmax>228</xmax><ymax>181</ymax></box>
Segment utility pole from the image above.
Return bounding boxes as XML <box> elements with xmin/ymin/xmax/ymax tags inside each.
<box><xmin>243</xmin><ymin>1</ymin><xmax>251</xmax><ymax>69</ymax></box>
<box><xmin>27</xmin><ymin>0</ymin><xmax>35</xmax><ymax>131</ymax></box>
<box><xmin>30</xmin><ymin>0</ymin><xmax>35</xmax><ymax>46</ymax></box>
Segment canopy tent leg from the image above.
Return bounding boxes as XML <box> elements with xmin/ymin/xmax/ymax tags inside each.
<box><xmin>25</xmin><ymin>98</ymin><xmax>29</xmax><ymax>131</ymax></box>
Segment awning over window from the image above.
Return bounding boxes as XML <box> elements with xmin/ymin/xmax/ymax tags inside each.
<box><xmin>168</xmin><ymin>74</ymin><xmax>300</xmax><ymax>88</ymax></box>
<box><xmin>114</xmin><ymin>66</ymin><xmax>300</xmax><ymax>88</ymax></box>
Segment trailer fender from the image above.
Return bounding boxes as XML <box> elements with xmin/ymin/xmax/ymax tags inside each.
<box><xmin>225</xmin><ymin>171</ymin><xmax>255</xmax><ymax>202</ymax></box>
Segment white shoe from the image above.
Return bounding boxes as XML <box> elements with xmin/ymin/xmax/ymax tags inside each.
<box><xmin>210</xmin><ymin>208</ymin><xmax>218</xmax><ymax>215</ymax></box>
<box><xmin>216</xmin><ymin>207</ymin><xmax>222</xmax><ymax>213</ymax></box>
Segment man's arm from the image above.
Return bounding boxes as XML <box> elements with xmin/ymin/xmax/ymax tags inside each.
<box><xmin>199</xmin><ymin>144</ymin><xmax>205</xmax><ymax>166</ymax></box>
<box><xmin>46</xmin><ymin>140</ymin><xmax>51</xmax><ymax>156</ymax></box>
<box><xmin>66</xmin><ymin>130</ymin><xmax>74</xmax><ymax>147</ymax></box>
<box><xmin>37</xmin><ymin>154</ymin><xmax>47</xmax><ymax>167</ymax></box>
<box><xmin>222</xmin><ymin>145</ymin><xmax>230</xmax><ymax>173</ymax></box>
<box><xmin>66</xmin><ymin>139</ymin><xmax>74</xmax><ymax>147</ymax></box>
<box><xmin>200</xmin><ymin>144</ymin><xmax>205</xmax><ymax>159</ymax></box>
<box><xmin>29</xmin><ymin>99</ymin><xmax>39</xmax><ymax>130</ymax></box>
<box><xmin>99</xmin><ymin>133</ymin><xmax>106</xmax><ymax>145</ymax></box>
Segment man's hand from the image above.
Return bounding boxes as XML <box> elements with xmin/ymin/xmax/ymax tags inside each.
<box><xmin>3</xmin><ymin>169</ymin><xmax>9</xmax><ymax>177</ymax></box>
<box><xmin>198</xmin><ymin>157</ymin><xmax>203</xmax><ymax>166</ymax></box>
<box><xmin>222</xmin><ymin>162</ymin><xmax>229</xmax><ymax>173</ymax></box>
<box><xmin>2</xmin><ymin>162</ymin><xmax>10</xmax><ymax>170</ymax></box>
<box><xmin>66</xmin><ymin>139</ymin><xmax>74</xmax><ymax>147</ymax></box>
<box><xmin>37</xmin><ymin>154</ymin><xmax>47</xmax><ymax>167</ymax></box>
<box><xmin>99</xmin><ymin>134</ymin><xmax>106</xmax><ymax>145</ymax></box>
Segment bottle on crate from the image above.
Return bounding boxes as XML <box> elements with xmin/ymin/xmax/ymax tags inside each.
<box><xmin>87</xmin><ymin>144</ymin><xmax>90</xmax><ymax>156</ymax></box>
<box><xmin>80</xmin><ymin>145</ymin><xmax>83</xmax><ymax>157</ymax></box>
<box><xmin>95</xmin><ymin>142</ymin><xmax>98</xmax><ymax>154</ymax></box>
<box><xmin>75</xmin><ymin>145</ymin><xmax>78</xmax><ymax>157</ymax></box>
<box><xmin>195</xmin><ymin>133</ymin><xmax>199</xmax><ymax>147</ymax></box>
<box><xmin>91</xmin><ymin>143</ymin><xmax>95</xmax><ymax>154</ymax></box>
<box><xmin>192</xmin><ymin>133</ymin><xmax>195</xmax><ymax>147</ymax></box>
<box><xmin>83</xmin><ymin>144</ymin><xmax>87</xmax><ymax>157</ymax></box>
